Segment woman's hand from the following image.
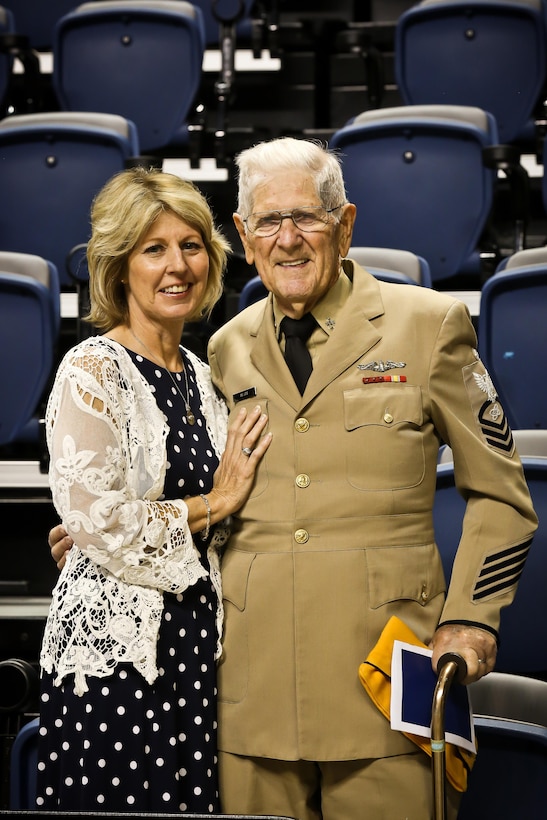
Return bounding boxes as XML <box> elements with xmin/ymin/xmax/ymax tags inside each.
<box><xmin>48</xmin><ymin>524</ymin><xmax>74</xmax><ymax>570</ymax></box>
<box><xmin>208</xmin><ymin>404</ymin><xmax>272</xmax><ymax>520</ymax></box>
<box><xmin>48</xmin><ymin>404</ymin><xmax>272</xmax><ymax>558</ymax></box>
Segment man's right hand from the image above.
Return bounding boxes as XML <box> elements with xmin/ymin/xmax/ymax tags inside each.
<box><xmin>48</xmin><ymin>524</ymin><xmax>73</xmax><ymax>570</ymax></box>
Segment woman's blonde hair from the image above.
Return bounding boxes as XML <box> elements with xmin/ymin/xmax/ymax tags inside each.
<box><xmin>86</xmin><ymin>166</ymin><xmax>230</xmax><ymax>331</ymax></box>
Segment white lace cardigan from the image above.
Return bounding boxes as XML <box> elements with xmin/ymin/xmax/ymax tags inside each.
<box><xmin>40</xmin><ymin>336</ymin><xmax>229</xmax><ymax>696</ymax></box>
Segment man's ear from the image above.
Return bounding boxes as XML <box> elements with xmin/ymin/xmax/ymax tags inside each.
<box><xmin>338</xmin><ymin>203</ymin><xmax>357</xmax><ymax>258</ymax></box>
<box><xmin>233</xmin><ymin>213</ymin><xmax>255</xmax><ymax>265</ymax></box>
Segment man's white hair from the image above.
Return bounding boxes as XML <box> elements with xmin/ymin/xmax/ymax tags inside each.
<box><xmin>235</xmin><ymin>136</ymin><xmax>347</xmax><ymax>222</ymax></box>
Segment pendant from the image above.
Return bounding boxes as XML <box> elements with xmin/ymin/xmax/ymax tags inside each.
<box><xmin>186</xmin><ymin>406</ymin><xmax>196</xmax><ymax>425</ymax></box>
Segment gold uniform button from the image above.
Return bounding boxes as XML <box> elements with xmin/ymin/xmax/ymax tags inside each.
<box><xmin>383</xmin><ymin>412</ymin><xmax>394</xmax><ymax>424</ymax></box>
<box><xmin>295</xmin><ymin>417</ymin><xmax>310</xmax><ymax>432</ymax></box>
<box><xmin>421</xmin><ymin>584</ymin><xmax>429</xmax><ymax>602</ymax></box>
<box><xmin>294</xmin><ymin>528</ymin><xmax>309</xmax><ymax>544</ymax></box>
<box><xmin>296</xmin><ymin>473</ymin><xmax>310</xmax><ymax>488</ymax></box>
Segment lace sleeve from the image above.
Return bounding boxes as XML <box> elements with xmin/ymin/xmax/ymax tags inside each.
<box><xmin>46</xmin><ymin>343</ymin><xmax>207</xmax><ymax>594</ymax></box>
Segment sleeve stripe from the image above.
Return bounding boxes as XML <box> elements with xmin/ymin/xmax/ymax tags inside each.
<box><xmin>472</xmin><ymin>539</ymin><xmax>532</xmax><ymax>602</ymax></box>
<box><xmin>482</xmin><ymin>541</ymin><xmax>532</xmax><ymax>566</ymax></box>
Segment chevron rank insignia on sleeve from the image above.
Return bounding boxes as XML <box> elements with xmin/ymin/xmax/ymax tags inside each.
<box><xmin>463</xmin><ymin>361</ymin><xmax>514</xmax><ymax>455</ymax></box>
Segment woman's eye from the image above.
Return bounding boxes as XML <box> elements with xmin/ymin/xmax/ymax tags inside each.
<box><xmin>144</xmin><ymin>244</ymin><xmax>163</xmax><ymax>254</ymax></box>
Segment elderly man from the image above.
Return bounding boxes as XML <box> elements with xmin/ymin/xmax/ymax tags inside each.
<box><xmin>206</xmin><ymin>137</ymin><xmax>537</xmax><ymax>819</ymax></box>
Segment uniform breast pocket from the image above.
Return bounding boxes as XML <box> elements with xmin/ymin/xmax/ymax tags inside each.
<box><xmin>343</xmin><ymin>385</ymin><xmax>425</xmax><ymax>490</ymax></box>
<box><xmin>229</xmin><ymin>397</ymin><xmax>269</xmax><ymax>498</ymax></box>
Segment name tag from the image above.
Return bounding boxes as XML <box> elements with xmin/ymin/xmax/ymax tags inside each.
<box><xmin>233</xmin><ymin>387</ymin><xmax>257</xmax><ymax>403</ymax></box>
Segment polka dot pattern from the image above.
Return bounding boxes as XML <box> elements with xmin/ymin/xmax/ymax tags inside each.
<box><xmin>36</xmin><ymin>349</ymin><xmax>220</xmax><ymax>813</ymax></box>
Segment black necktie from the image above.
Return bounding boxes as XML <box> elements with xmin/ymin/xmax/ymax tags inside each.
<box><xmin>280</xmin><ymin>313</ymin><xmax>317</xmax><ymax>394</ymax></box>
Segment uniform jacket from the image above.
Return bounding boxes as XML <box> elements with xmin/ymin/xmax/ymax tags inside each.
<box><xmin>208</xmin><ymin>261</ymin><xmax>537</xmax><ymax>761</ymax></box>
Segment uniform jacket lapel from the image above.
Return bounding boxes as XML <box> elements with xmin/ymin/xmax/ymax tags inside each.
<box><xmin>304</xmin><ymin>263</ymin><xmax>385</xmax><ymax>402</ymax></box>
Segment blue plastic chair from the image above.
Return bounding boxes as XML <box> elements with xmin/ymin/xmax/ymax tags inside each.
<box><xmin>53</xmin><ymin>0</ymin><xmax>205</xmax><ymax>153</ymax></box>
<box><xmin>395</xmin><ymin>0</ymin><xmax>547</xmax><ymax>146</ymax></box>
<box><xmin>478</xmin><ymin>261</ymin><xmax>547</xmax><ymax>430</ymax></box>
<box><xmin>0</xmin><ymin>262</ymin><xmax>59</xmax><ymax>446</ymax></box>
<box><xmin>348</xmin><ymin>246</ymin><xmax>432</xmax><ymax>287</ymax></box>
<box><xmin>9</xmin><ymin>716</ymin><xmax>39</xmax><ymax>810</ymax></box>
<box><xmin>237</xmin><ymin>246</ymin><xmax>433</xmax><ymax>311</ymax></box>
<box><xmin>434</xmin><ymin>458</ymin><xmax>547</xmax><ymax>677</ymax></box>
<box><xmin>0</xmin><ymin>111</ymin><xmax>139</xmax><ymax>288</ymax></box>
<box><xmin>458</xmin><ymin>672</ymin><xmax>547</xmax><ymax>818</ymax></box>
<box><xmin>238</xmin><ymin>275</ymin><xmax>267</xmax><ymax>311</ymax></box>
<box><xmin>329</xmin><ymin>105</ymin><xmax>500</xmax><ymax>283</ymax></box>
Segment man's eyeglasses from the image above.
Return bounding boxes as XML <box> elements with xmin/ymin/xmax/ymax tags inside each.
<box><xmin>243</xmin><ymin>205</ymin><xmax>344</xmax><ymax>237</ymax></box>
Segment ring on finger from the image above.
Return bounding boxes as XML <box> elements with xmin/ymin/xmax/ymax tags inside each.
<box><xmin>242</xmin><ymin>446</ymin><xmax>253</xmax><ymax>456</ymax></box>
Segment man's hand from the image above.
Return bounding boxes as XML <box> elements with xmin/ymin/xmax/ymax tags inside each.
<box><xmin>48</xmin><ymin>524</ymin><xmax>73</xmax><ymax>570</ymax></box>
<box><xmin>430</xmin><ymin>623</ymin><xmax>497</xmax><ymax>684</ymax></box>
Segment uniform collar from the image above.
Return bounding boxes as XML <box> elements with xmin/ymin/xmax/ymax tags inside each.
<box><xmin>273</xmin><ymin>268</ymin><xmax>352</xmax><ymax>340</ymax></box>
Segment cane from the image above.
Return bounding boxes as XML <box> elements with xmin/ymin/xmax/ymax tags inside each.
<box><xmin>431</xmin><ymin>652</ymin><xmax>468</xmax><ymax>820</ymax></box>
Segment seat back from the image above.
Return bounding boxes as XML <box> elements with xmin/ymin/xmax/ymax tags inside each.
<box><xmin>9</xmin><ymin>716</ymin><xmax>39</xmax><ymax>810</ymax></box>
<box><xmin>0</xmin><ymin>112</ymin><xmax>139</xmax><ymax>287</ymax></box>
<box><xmin>478</xmin><ymin>264</ymin><xmax>547</xmax><ymax>429</ymax></box>
<box><xmin>329</xmin><ymin>105</ymin><xmax>497</xmax><ymax>283</ymax></box>
<box><xmin>457</xmin><ymin>672</ymin><xmax>547</xmax><ymax>819</ymax></box>
<box><xmin>53</xmin><ymin>1</ymin><xmax>205</xmax><ymax>152</ymax></box>
<box><xmin>434</xmin><ymin>458</ymin><xmax>547</xmax><ymax>677</ymax></box>
<box><xmin>395</xmin><ymin>0</ymin><xmax>546</xmax><ymax>145</ymax></box>
<box><xmin>348</xmin><ymin>246</ymin><xmax>432</xmax><ymax>286</ymax></box>
<box><xmin>0</xmin><ymin>250</ymin><xmax>60</xmax><ymax>337</ymax></box>
<box><xmin>238</xmin><ymin>275</ymin><xmax>268</xmax><ymax>311</ymax></box>
<box><xmin>0</xmin><ymin>264</ymin><xmax>58</xmax><ymax>445</ymax></box>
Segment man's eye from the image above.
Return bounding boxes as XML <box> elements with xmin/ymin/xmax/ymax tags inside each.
<box><xmin>294</xmin><ymin>210</ymin><xmax>318</xmax><ymax>225</ymax></box>
<box><xmin>256</xmin><ymin>215</ymin><xmax>278</xmax><ymax>228</ymax></box>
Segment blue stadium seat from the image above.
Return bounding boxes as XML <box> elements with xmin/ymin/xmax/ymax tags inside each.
<box><xmin>459</xmin><ymin>672</ymin><xmax>547</xmax><ymax>818</ymax></box>
<box><xmin>434</xmin><ymin>458</ymin><xmax>547</xmax><ymax>677</ymax></box>
<box><xmin>9</xmin><ymin>716</ymin><xmax>39</xmax><ymax>810</ymax></box>
<box><xmin>53</xmin><ymin>0</ymin><xmax>206</xmax><ymax>153</ymax></box>
<box><xmin>0</xmin><ymin>255</ymin><xmax>59</xmax><ymax>446</ymax></box>
<box><xmin>237</xmin><ymin>246</ymin><xmax>433</xmax><ymax>311</ymax></box>
<box><xmin>395</xmin><ymin>0</ymin><xmax>547</xmax><ymax>147</ymax></box>
<box><xmin>238</xmin><ymin>275</ymin><xmax>267</xmax><ymax>311</ymax></box>
<box><xmin>348</xmin><ymin>246</ymin><xmax>432</xmax><ymax>287</ymax></box>
<box><xmin>478</xmin><ymin>260</ymin><xmax>547</xmax><ymax>430</ymax></box>
<box><xmin>329</xmin><ymin>105</ymin><xmax>501</xmax><ymax>283</ymax></box>
<box><xmin>0</xmin><ymin>111</ymin><xmax>139</xmax><ymax>288</ymax></box>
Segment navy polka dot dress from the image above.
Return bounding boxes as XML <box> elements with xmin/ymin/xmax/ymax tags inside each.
<box><xmin>36</xmin><ymin>349</ymin><xmax>222</xmax><ymax>813</ymax></box>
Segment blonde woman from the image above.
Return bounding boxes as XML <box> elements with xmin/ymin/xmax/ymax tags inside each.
<box><xmin>37</xmin><ymin>167</ymin><xmax>271</xmax><ymax>813</ymax></box>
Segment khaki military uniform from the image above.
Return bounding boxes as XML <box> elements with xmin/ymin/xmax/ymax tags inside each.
<box><xmin>207</xmin><ymin>261</ymin><xmax>537</xmax><ymax>816</ymax></box>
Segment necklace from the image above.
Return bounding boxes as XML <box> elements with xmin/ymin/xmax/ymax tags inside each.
<box><xmin>128</xmin><ymin>328</ymin><xmax>196</xmax><ymax>425</ymax></box>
